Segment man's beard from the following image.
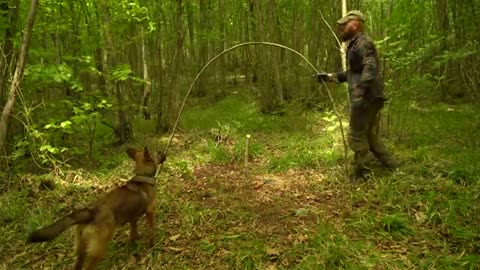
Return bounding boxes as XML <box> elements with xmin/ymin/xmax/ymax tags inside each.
<box><xmin>339</xmin><ymin>31</ymin><xmax>352</xmax><ymax>42</ymax></box>
<box><xmin>339</xmin><ymin>30</ymin><xmax>356</xmax><ymax>42</ymax></box>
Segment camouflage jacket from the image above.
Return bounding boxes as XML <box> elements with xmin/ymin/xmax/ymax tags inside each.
<box><xmin>335</xmin><ymin>32</ymin><xmax>384</xmax><ymax>102</ymax></box>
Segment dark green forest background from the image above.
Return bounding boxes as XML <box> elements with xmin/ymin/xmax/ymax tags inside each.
<box><xmin>1</xmin><ymin>1</ymin><xmax>480</xmax><ymax>269</ymax></box>
<box><xmin>0</xmin><ymin>0</ymin><xmax>478</xmax><ymax>172</ymax></box>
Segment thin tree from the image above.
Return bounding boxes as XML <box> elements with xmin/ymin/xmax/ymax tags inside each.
<box><xmin>341</xmin><ymin>0</ymin><xmax>347</xmax><ymax>72</ymax></box>
<box><xmin>0</xmin><ymin>0</ymin><xmax>40</xmax><ymax>163</ymax></box>
<box><xmin>0</xmin><ymin>0</ymin><xmax>20</xmax><ymax>107</ymax></box>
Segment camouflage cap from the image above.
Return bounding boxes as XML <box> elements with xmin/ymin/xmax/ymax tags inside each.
<box><xmin>337</xmin><ymin>10</ymin><xmax>365</xmax><ymax>25</ymax></box>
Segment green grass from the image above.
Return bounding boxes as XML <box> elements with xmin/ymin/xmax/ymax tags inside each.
<box><xmin>2</xmin><ymin>92</ymin><xmax>480</xmax><ymax>269</ymax></box>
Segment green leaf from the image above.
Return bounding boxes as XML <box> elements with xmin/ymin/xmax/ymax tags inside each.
<box><xmin>82</xmin><ymin>103</ymin><xmax>92</xmax><ymax>111</ymax></box>
<box><xmin>60</xmin><ymin>121</ymin><xmax>72</xmax><ymax>129</ymax></box>
<box><xmin>326</xmin><ymin>123</ymin><xmax>339</xmax><ymax>132</ymax></box>
<box><xmin>44</xmin><ymin>123</ymin><xmax>57</xmax><ymax>129</ymax></box>
<box><xmin>39</xmin><ymin>144</ymin><xmax>59</xmax><ymax>154</ymax></box>
<box><xmin>111</xmin><ymin>65</ymin><xmax>133</xmax><ymax>81</ymax></box>
<box><xmin>322</xmin><ymin>115</ymin><xmax>336</xmax><ymax>122</ymax></box>
<box><xmin>53</xmin><ymin>74</ymin><xmax>62</xmax><ymax>83</ymax></box>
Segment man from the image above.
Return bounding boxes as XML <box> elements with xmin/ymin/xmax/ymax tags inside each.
<box><xmin>315</xmin><ymin>10</ymin><xmax>399</xmax><ymax>181</ymax></box>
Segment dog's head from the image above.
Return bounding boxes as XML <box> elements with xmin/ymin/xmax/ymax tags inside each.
<box><xmin>127</xmin><ymin>147</ymin><xmax>166</xmax><ymax>177</ymax></box>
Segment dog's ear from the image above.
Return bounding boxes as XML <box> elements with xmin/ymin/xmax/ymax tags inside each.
<box><xmin>143</xmin><ymin>146</ymin><xmax>152</xmax><ymax>161</ymax></box>
<box><xmin>158</xmin><ymin>152</ymin><xmax>167</xmax><ymax>164</ymax></box>
<box><xmin>126</xmin><ymin>148</ymin><xmax>137</xmax><ymax>159</ymax></box>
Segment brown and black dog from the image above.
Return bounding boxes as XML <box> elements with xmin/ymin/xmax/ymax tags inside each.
<box><xmin>27</xmin><ymin>147</ymin><xmax>166</xmax><ymax>270</ymax></box>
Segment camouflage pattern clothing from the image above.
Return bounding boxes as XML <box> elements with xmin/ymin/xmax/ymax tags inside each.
<box><xmin>335</xmin><ymin>32</ymin><xmax>398</xmax><ymax>177</ymax></box>
<box><xmin>336</xmin><ymin>32</ymin><xmax>385</xmax><ymax>103</ymax></box>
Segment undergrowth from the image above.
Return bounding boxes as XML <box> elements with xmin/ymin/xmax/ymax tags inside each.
<box><xmin>1</xmin><ymin>92</ymin><xmax>479</xmax><ymax>269</ymax></box>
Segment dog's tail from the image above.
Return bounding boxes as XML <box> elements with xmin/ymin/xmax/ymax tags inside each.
<box><xmin>27</xmin><ymin>208</ymin><xmax>95</xmax><ymax>243</ymax></box>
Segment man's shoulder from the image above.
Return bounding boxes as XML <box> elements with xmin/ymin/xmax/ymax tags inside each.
<box><xmin>356</xmin><ymin>33</ymin><xmax>377</xmax><ymax>49</ymax></box>
<box><xmin>358</xmin><ymin>33</ymin><xmax>374</xmax><ymax>44</ymax></box>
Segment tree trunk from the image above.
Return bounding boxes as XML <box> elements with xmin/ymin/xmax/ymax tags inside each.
<box><xmin>217</xmin><ymin>0</ymin><xmax>226</xmax><ymax>87</ymax></box>
<box><xmin>115</xmin><ymin>82</ymin><xmax>132</xmax><ymax>145</ymax></box>
<box><xmin>154</xmin><ymin>5</ymin><xmax>167</xmax><ymax>133</ymax></box>
<box><xmin>0</xmin><ymin>0</ymin><xmax>39</xmax><ymax>163</ymax></box>
<box><xmin>436</xmin><ymin>0</ymin><xmax>449</xmax><ymax>37</ymax></box>
<box><xmin>269</xmin><ymin>0</ymin><xmax>284</xmax><ymax>104</ymax></box>
<box><xmin>341</xmin><ymin>0</ymin><xmax>347</xmax><ymax>72</ymax></box>
<box><xmin>140</xmin><ymin>27</ymin><xmax>151</xmax><ymax>120</ymax></box>
<box><xmin>185</xmin><ymin>0</ymin><xmax>195</xmax><ymax>62</ymax></box>
<box><xmin>252</xmin><ymin>0</ymin><xmax>283</xmax><ymax>113</ymax></box>
<box><xmin>0</xmin><ymin>0</ymin><xmax>20</xmax><ymax>108</ymax></box>
<box><xmin>157</xmin><ymin>0</ymin><xmax>183</xmax><ymax>133</ymax></box>
<box><xmin>308</xmin><ymin>0</ymin><xmax>324</xmax><ymax>107</ymax></box>
<box><xmin>92</xmin><ymin>2</ymin><xmax>107</xmax><ymax>95</ymax></box>
<box><xmin>195</xmin><ymin>0</ymin><xmax>210</xmax><ymax>97</ymax></box>
<box><xmin>248</xmin><ymin>0</ymin><xmax>259</xmax><ymax>83</ymax></box>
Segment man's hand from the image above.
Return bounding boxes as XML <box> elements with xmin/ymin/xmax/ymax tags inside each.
<box><xmin>314</xmin><ymin>72</ymin><xmax>334</xmax><ymax>83</ymax></box>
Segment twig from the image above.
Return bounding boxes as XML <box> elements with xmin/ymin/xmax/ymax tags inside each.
<box><xmin>319</xmin><ymin>10</ymin><xmax>342</xmax><ymax>50</ymax></box>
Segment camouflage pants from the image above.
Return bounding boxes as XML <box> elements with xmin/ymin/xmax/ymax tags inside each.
<box><xmin>348</xmin><ymin>100</ymin><xmax>397</xmax><ymax>172</ymax></box>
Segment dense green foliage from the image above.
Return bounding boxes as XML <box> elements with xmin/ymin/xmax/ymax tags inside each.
<box><xmin>0</xmin><ymin>0</ymin><xmax>478</xmax><ymax>165</ymax></box>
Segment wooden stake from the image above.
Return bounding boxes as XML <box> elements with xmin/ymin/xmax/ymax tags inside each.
<box><xmin>245</xmin><ymin>134</ymin><xmax>251</xmax><ymax>168</ymax></box>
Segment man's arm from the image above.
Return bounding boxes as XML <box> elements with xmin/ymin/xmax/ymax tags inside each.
<box><xmin>355</xmin><ymin>41</ymin><xmax>378</xmax><ymax>96</ymax></box>
<box><xmin>314</xmin><ymin>71</ymin><xmax>347</xmax><ymax>83</ymax></box>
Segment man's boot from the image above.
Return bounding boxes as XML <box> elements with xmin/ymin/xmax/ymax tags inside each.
<box><xmin>380</xmin><ymin>155</ymin><xmax>400</xmax><ymax>170</ymax></box>
<box><xmin>351</xmin><ymin>168</ymin><xmax>370</xmax><ymax>182</ymax></box>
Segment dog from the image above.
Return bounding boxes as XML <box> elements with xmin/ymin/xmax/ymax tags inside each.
<box><xmin>27</xmin><ymin>147</ymin><xmax>166</xmax><ymax>270</ymax></box>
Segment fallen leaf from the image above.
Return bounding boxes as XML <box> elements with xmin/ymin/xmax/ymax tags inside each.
<box><xmin>140</xmin><ymin>255</ymin><xmax>150</xmax><ymax>264</ymax></box>
<box><xmin>126</xmin><ymin>255</ymin><xmax>136</xmax><ymax>266</ymax></box>
<box><xmin>415</xmin><ymin>211</ymin><xmax>427</xmax><ymax>223</ymax></box>
<box><xmin>266</xmin><ymin>247</ymin><xmax>280</xmax><ymax>256</ymax></box>
<box><xmin>253</xmin><ymin>180</ymin><xmax>264</xmax><ymax>189</ymax></box>
<box><xmin>294</xmin><ymin>234</ymin><xmax>308</xmax><ymax>244</ymax></box>
<box><xmin>261</xmin><ymin>196</ymin><xmax>272</xmax><ymax>202</ymax></box>
<box><xmin>265</xmin><ymin>263</ymin><xmax>277</xmax><ymax>270</ymax></box>
<box><xmin>169</xmin><ymin>234</ymin><xmax>181</xmax><ymax>241</ymax></box>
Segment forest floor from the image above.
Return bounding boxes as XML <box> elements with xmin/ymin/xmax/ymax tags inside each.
<box><xmin>1</xmin><ymin>92</ymin><xmax>480</xmax><ymax>269</ymax></box>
